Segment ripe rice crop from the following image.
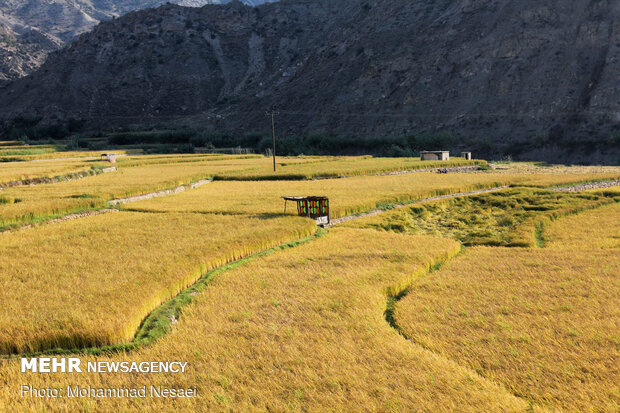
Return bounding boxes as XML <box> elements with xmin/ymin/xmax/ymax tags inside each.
<box><xmin>117</xmin><ymin>153</ymin><xmax>263</xmax><ymax>167</ymax></box>
<box><xmin>0</xmin><ymin>159</ymin><xmax>276</xmax><ymax>229</ymax></box>
<box><xmin>0</xmin><ymin>160</ymin><xmax>100</xmax><ymax>186</ymax></box>
<box><xmin>0</xmin><ymin>211</ymin><xmax>316</xmax><ymax>353</ymax></box>
<box><xmin>0</xmin><ymin>146</ymin><xmax>57</xmax><ymax>157</ymax></box>
<box><xmin>126</xmin><ymin>170</ymin><xmax>619</xmax><ymax>220</ymax></box>
<box><xmin>0</xmin><ymin>229</ymin><xmax>532</xmax><ymax>412</ymax></box>
<box><xmin>214</xmin><ymin>156</ymin><xmax>486</xmax><ymax>180</ymax></box>
<box><xmin>126</xmin><ymin>173</ymin><xmax>513</xmax><ymax>218</ymax></box>
<box><xmin>393</xmin><ymin>203</ymin><xmax>620</xmax><ymax>411</ymax></box>
<box><xmin>344</xmin><ymin>187</ymin><xmax>616</xmax><ymax>247</ymax></box>
<box><xmin>6</xmin><ymin>149</ymin><xmax>141</xmax><ymax>161</ymax></box>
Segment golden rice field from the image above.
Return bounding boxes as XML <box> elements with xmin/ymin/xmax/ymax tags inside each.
<box><xmin>0</xmin><ymin>159</ymin><xmax>102</xmax><ymax>185</ymax></box>
<box><xmin>343</xmin><ymin>187</ymin><xmax>617</xmax><ymax>247</ymax></box>
<box><xmin>0</xmin><ymin>148</ymin><xmax>141</xmax><ymax>161</ymax></box>
<box><xmin>1</xmin><ymin>155</ymin><xmax>618</xmax><ymax>231</ymax></box>
<box><xmin>125</xmin><ymin>170</ymin><xmax>620</xmax><ymax>218</ymax></box>
<box><xmin>393</xmin><ymin>203</ymin><xmax>620</xmax><ymax>411</ymax></box>
<box><xmin>213</xmin><ymin>156</ymin><xmax>485</xmax><ymax>180</ymax></box>
<box><xmin>1</xmin><ymin>229</ymin><xmax>535</xmax><ymax>412</ymax></box>
<box><xmin>0</xmin><ymin>211</ymin><xmax>316</xmax><ymax>353</ymax></box>
<box><xmin>125</xmin><ymin>172</ymin><xmax>510</xmax><ymax>218</ymax></box>
<box><xmin>0</xmin><ymin>158</ymin><xmax>278</xmax><ymax>229</ymax></box>
<box><xmin>0</xmin><ymin>154</ymin><xmax>618</xmax><ymax>412</ymax></box>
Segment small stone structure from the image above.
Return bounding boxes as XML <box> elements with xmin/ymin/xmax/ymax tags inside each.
<box><xmin>461</xmin><ymin>152</ymin><xmax>472</xmax><ymax>160</ymax></box>
<box><xmin>420</xmin><ymin>151</ymin><xmax>450</xmax><ymax>161</ymax></box>
<box><xmin>101</xmin><ymin>153</ymin><xmax>117</xmax><ymax>163</ymax></box>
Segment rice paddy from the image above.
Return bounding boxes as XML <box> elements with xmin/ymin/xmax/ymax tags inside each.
<box><xmin>392</xmin><ymin>203</ymin><xmax>620</xmax><ymax>411</ymax></box>
<box><xmin>0</xmin><ymin>212</ymin><xmax>316</xmax><ymax>353</ymax></box>
<box><xmin>344</xmin><ymin>187</ymin><xmax>618</xmax><ymax>247</ymax></box>
<box><xmin>0</xmin><ymin>159</ymin><xmax>103</xmax><ymax>186</ymax></box>
<box><xmin>0</xmin><ymin>154</ymin><xmax>618</xmax><ymax>411</ymax></box>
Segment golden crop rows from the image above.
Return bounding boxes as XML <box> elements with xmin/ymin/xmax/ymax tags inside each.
<box><xmin>126</xmin><ymin>171</ymin><xmax>620</xmax><ymax>219</ymax></box>
<box><xmin>0</xmin><ymin>228</ymin><xmax>534</xmax><ymax>412</ymax></box>
<box><xmin>393</xmin><ymin>203</ymin><xmax>620</xmax><ymax>411</ymax></box>
<box><xmin>0</xmin><ymin>211</ymin><xmax>316</xmax><ymax>353</ymax></box>
<box><xmin>0</xmin><ymin>160</ymin><xmax>100</xmax><ymax>185</ymax></box>
<box><xmin>213</xmin><ymin>156</ymin><xmax>485</xmax><ymax>180</ymax></box>
<box><xmin>0</xmin><ymin>159</ymin><xmax>272</xmax><ymax>229</ymax></box>
<box><xmin>0</xmin><ymin>156</ymin><xmax>618</xmax><ymax>411</ymax></box>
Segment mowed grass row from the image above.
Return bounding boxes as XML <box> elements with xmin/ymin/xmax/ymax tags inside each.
<box><xmin>0</xmin><ymin>229</ymin><xmax>533</xmax><ymax>412</ymax></box>
<box><xmin>393</xmin><ymin>203</ymin><xmax>620</xmax><ymax>411</ymax></box>
<box><xmin>0</xmin><ymin>212</ymin><xmax>316</xmax><ymax>353</ymax></box>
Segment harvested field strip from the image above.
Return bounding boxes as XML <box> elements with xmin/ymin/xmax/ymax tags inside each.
<box><xmin>0</xmin><ymin>229</ymin><xmax>533</xmax><ymax>412</ymax></box>
<box><xmin>330</xmin><ymin>186</ymin><xmax>509</xmax><ymax>226</ymax></box>
<box><xmin>0</xmin><ymin>212</ymin><xmax>316</xmax><ymax>354</ymax></box>
<box><xmin>344</xmin><ymin>187</ymin><xmax>618</xmax><ymax>247</ymax></box>
<box><xmin>393</xmin><ymin>203</ymin><xmax>620</xmax><ymax>411</ymax></box>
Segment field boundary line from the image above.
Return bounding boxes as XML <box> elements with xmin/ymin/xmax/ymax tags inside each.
<box><xmin>108</xmin><ymin>179</ymin><xmax>212</xmax><ymax>205</ymax></box>
<box><xmin>0</xmin><ymin>166</ymin><xmax>116</xmax><ymax>189</ymax></box>
<box><xmin>550</xmin><ymin>179</ymin><xmax>620</xmax><ymax>192</ymax></box>
<box><xmin>383</xmin><ymin>244</ymin><xmax>546</xmax><ymax>411</ymax></box>
<box><xmin>0</xmin><ymin>209</ymin><xmax>120</xmax><ymax>235</ymax></box>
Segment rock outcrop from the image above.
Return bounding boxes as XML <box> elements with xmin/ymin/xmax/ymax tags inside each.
<box><xmin>0</xmin><ymin>0</ymin><xmax>273</xmax><ymax>79</ymax></box>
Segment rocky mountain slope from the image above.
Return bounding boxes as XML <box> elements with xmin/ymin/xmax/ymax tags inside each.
<box><xmin>0</xmin><ymin>0</ymin><xmax>273</xmax><ymax>79</ymax></box>
<box><xmin>0</xmin><ymin>0</ymin><xmax>618</xmax><ymax>162</ymax></box>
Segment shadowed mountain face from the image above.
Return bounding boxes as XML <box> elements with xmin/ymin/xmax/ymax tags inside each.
<box><xmin>0</xmin><ymin>0</ymin><xmax>274</xmax><ymax>79</ymax></box>
<box><xmin>0</xmin><ymin>0</ymin><xmax>618</xmax><ymax>162</ymax></box>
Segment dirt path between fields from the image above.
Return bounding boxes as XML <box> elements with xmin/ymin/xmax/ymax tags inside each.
<box><xmin>108</xmin><ymin>179</ymin><xmax>212</xmax><ymax>205</ymax></box>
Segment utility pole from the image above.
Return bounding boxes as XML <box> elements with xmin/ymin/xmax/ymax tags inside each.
<box><xmin>266</xmin><ymin>110</ymin><xmax>279</xmax><ymax>172</ymax></box>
